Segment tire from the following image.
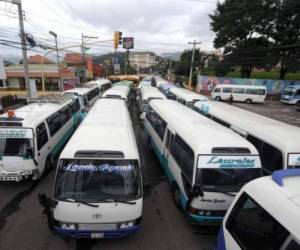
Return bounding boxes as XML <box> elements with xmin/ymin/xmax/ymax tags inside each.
<box><xmin>172</xmin><ymin>185</ymin><xmax>182</xmax><ymax>210</ymax></box>
<box><xmin>214</xmin><ymin>96</ymin><xmax>221</xmax><ymax>101</ymax></box>
<box><xmin>245</xmin><ymin>99</ymin><xmax>252</xmax><ymax>104</ymax></box>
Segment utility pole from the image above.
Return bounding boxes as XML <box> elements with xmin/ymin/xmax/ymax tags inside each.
<box><xmin>188</xmin><ymin>40</ymin><xmax>201</xmax><ymax>88</ymax></box>
<box><xmin>81</xmin><ymin>34</ymin><xmax>98</xmax><ymax>79</ymax></box>
<box><xmin>49</xmin><ymin>31</ymin><xmax>61</xmax><ymax>91</ymax></box>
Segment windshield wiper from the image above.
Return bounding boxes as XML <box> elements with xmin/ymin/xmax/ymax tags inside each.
<box><xmin>100</xmin><ymin>198</ymin><xmax>136</xmax><ymax>205</ymax></box>
<box><xmin>60</xmin><ymin>198</ymin><xmax>99</xmax><ymax>208</ymax></box>
<box><xmin>214</xmin><ymin>191</ymin><xmax>236</xmax><ymax>197</ymax></box>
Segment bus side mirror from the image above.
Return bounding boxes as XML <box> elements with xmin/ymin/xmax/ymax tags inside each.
<box><xmin>192</xmin><ymin>184</ymin><xmax>204</xmax><ymax>197</ymax></box>
<box><xmin>25</xmin><ymin>147</ymin><xmax>33</xmax><ymax>157</ymax></box>
<box><xmin>38</xmin><ymin>194</ymin><xmax>58</xmax><ymax>208</ymax></box>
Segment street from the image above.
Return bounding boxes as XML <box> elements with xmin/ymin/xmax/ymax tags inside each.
<box><xmin>0</xmin><ymin>100</ymin><xmax>216</xmax><ymax>250</ymax></box>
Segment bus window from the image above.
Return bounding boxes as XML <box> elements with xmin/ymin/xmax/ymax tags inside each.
<box><xmin>233</xmin><ymin>88</ymin><xmax>245</xmax><ymax>94</ymax></box>
<box><xmin>36</xmin><ymin>122</ymin><xmax>48</xmax><ymax>151</ymax></box>
<box><xmin>257</xmin><ymin>89</ymin><xmax>266</xmax><ymax>95</ymax></box>
<box><xmin>214</xmin><ymin>88</ymin><xmax>221</xmax><ymax>93</ymax></box>
<box><xmin>60</xmin><ymin>106</ymin><xmax>72</xmax><ymax>124</ymax></box>
<box><xmin>261</xmin><ymin>143</ymin><xmax>283</xmax><ymax>173</ymax></box>
<box><xmin>222</xmin><ymin>87</ymin><xmax>232</xmax><ymax>93</ymax></box>
<box><xmin>245</xmin><ymin>88</ymin><xmax>257</xmax><ymax>95</ymax></box>
<box><xmin>155</xmin><ymin>115</ymin><xmax>167</xmax><ymax>140</ymax></box>
<box><xmin>226</xmin><ymin>192</ymin><xmax>289</xmax><ymax>249</ymax></box>
<box><xmin>171</xmin><ymin>135</ymin><xmax>194</xmax><ymax>182</ymax></box>
<box><xmin>46</xmin><ymin>112</ymin><xmax>62</xmax><ymax>137</ymax></box>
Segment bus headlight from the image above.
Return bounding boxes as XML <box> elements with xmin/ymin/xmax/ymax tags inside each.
<box><xmin>119</xmin><ymin>220</ymin><xmax>135</xmax><ymax>229</ymax></box>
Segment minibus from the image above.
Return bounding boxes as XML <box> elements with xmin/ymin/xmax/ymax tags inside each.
<box><xmin>145</xmin><ymin>100</ymin><xmax>262</xmax><ymax>224</ymax></box>
<box><xmin>40</xmin><ymin>98</ymin><xmax>143</xmax><ymax>238</ymax></box>
<box><xmin>193</xmin><ymin>101</ymin><xmax>300</xmax><ymax>174</ymax></box>
<box><xmin>63</xmin><ymin>85</ymin><xmax>100</xmax><ymax>112</ymax></box>
<box><xmin>280</xmin><ymin>85</ymin><xmax>300</xmax><ymax>104</ymax></box>
<box><xmin>138</xmin><ymin>87</ymin><xmax>166</xmax><ymax>120</ymax></box>
<box><xmin>169</xmin><ymin>87</ymin><xmax>207</xmax><ymax>108</ymax></box>
<box><xmin>215</xmin><ymin>169</ymin><xmax>300</xmax><ymax>250</ymax></box>
<box><xmin>102</xmin><ymin>85</ymin><xmax>131</xmax><ymax>106</ymax></box>
<box><xmin>212</xmin><ymin>84</ymin><xmax>266</xmax><ymax>104</ymax></box>
<box><xmin>0</xmin><ymin>95</ymin><xmax>81</xmax><ymax>181</ymax></box>
<box><xmin>86</xmin><ymin>78</ymin><xmax>111</xmax><ymax>94</ymax></box>
<box><xmin>158</xmin><ymin>83</ymin><xmax>176</xmax><ymax>99</ymax></box>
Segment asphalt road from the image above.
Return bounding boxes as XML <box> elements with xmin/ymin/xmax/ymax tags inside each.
<box><xmin>0</xmin><ymin>100</ymin><xmax>216</xmax><ymax>250</ymax></box>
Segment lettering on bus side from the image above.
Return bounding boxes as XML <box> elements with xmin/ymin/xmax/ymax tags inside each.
<box><xmin>200</xmin><ymin>198</ymin><xmax>226</xmax><ymax>203</ymax></box>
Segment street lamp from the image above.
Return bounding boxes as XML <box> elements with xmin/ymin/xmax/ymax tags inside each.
<box><xmin>49</xmin><ymin>30</ymin><xmax>61</xmax><ymax>91</ymax></box>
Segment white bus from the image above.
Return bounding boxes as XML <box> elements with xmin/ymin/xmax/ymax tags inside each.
<box><xmin>280</xmin><ymin>85</ymin><xmax>300</xmax><ymax>104</ymax></box>
<box><xmin>145</xmin><ymin>99</ymin><xmax>262</xmax><ymax>224</ymax></box>
<box><xmin>86</xmin><ymin>78</ymin><xmax>112</xmax><ymax>95</ymax></box>
<box><xmin>212</xmin><ymin>84</ymin><xmax>267</xmax><ymax>104</ymax></box>
<box><xmin>41</xmin><ymin>98</ymin><xmax>143</xmax><ymax>239</ymax></box>
<box><xmin>0</xmin><ymin>95</ymin><xmax>81</xmax><ymax>181</ymax></box>
<box><xmin>193</xmin><ymin>101</ymin><xmax>300</xmax><ymax>174</ymax></box>
<box><xmin>102</xmin><ymin>85</ymin><xmax>131</xmax><ymax>106</ymax></box>
<box><xmin>169</xmin><ymin>87</ymin><xmax>207</xmax><ymax>108</ymax></box>
<box><xmin>63</xmin><ymin>85</ymin><xmax>100</xmax><ymax>112</ymax></box>
<box><xmin>137</xmin><ymin>87</ymin><xmax>166</xmax><ymax>120</ymax></box>
<box><xmin>215</xmin><ymin>169</ymin><xmax>300</xmax><ymax>250</ymax></box>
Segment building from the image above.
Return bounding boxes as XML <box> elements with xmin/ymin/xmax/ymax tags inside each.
<box><xmin>64</xmin><ymin>53</ymin><xmax>94</xmax><ymax>80</ymax></box>
<box><xmin>129</xmin><ymin>52</ymin><xmax>156</xmax><ymax>73</ymax></box>
<box><xmin>3</xmin><ymin>55</ymin><xmax>76</xmax><ymax>92</ymax></box>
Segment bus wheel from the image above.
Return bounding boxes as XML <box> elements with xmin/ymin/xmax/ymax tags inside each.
<box><xmin>44</xmin><ymin>157</ymin><xmax>53</xmax><ymax>176</ymax></box>
<box><xmin>245</xmin><ymin>99</ymin><xmax>252</xmax><ymax>104</ymax></box>
<box><xmin>215</xmin><ymin>96</ymin><xmax>221</xmax><ymax>101</ymax></box>
<box><xmin>172</xmin><ymin>185</ymin><xmax>182</xmax><ymax>210</ymax></box>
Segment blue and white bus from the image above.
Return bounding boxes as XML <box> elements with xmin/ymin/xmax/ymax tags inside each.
<box><xmin>281</xmin><ymin>85</ymin><xmax>300</xmax><ymax>104</ymax></box>
<box><xmin>145</xmin><ymin>99</ymin><xmax>262</xmax><ymax>224</ymax></box>
<box><xmin>215</xmin><ymin>169</ymin><xmax>300</xmax><ymax>250</ymax></box>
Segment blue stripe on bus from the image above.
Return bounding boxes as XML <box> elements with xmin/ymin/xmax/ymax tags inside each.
<box><xmin>215</xmin><ymin>223</ymin><xmax>226</xmax><ymax>250</ymax></box>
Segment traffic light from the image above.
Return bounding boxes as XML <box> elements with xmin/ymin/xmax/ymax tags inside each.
<box><xmin>114</xmin><ymin>31</ymin><xmax>122</xmax><ymax>49</ymax></box>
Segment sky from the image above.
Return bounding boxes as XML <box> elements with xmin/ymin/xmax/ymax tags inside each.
<box><xmin>0</xmin><ymin>0</ymin><xmax>219</xmax><ymax>60</ymax></box>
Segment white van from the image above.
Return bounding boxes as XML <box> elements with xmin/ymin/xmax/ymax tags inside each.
<box><xmin>169</xmin><ymin>87</ymin><xmax>207</xmax><ymax>108</ymax></box>
<box><xmin>280</xmin><ymin>85</ymin><xmax>300</xmax><ymax>104</ymax></box>
<box><xmin>63</xmin><ymin>85</ymin><xmax>100</xmax><ymax>112</ymax></box>
<box><xmin>86</xmin><ymin>78</ymin><xmax>112</xmax><ymax>95</ymax></box>
<box><xmin>193</xmin><ymin>101</ymin><xmax>300</xmax><ymax>174</ymax></box>
<box><xmin>102</xmin><ymin>85</ymin><xmax>131</xmax><ymax>106</ymax></box>
<box><xmin>0</xmin><ymin>95</ymin><xmax>81</xmax><ymax>181</ymax></box>
<box><xmin>216</xmin><ymin>169</ymin><xmax>300</xmax><ymax>250</ymax></box>
<box><xmin>40</xmin><ymin>98</ymin><xmax>143</xmax><ymax>239</ymax></box>
<box><xmin>145</xmin><ymin>100</ymin><xmax>261</xmax><ymax>224</ymax></box>
<box><xmin>212</xmin><ymin>84</ymin><xmax>266</xmax><ymax>104</ymax></box>
<box><xmin>138</xmin><ymin>87</ymin><xmax>166</xmax><ymax>120</ymax></box>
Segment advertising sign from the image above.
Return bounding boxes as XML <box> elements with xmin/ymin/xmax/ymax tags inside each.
<box><xmin>123</xmin><ymin>37</ymin><xmax>134</xmax><ymax>49</ymax></box>
<box><xmin>62</xmin><ymin>77</ymin><xmax>80</xmax><ymax>91</ymax></box>
<box><xmin>197</xmin><ymin>155</ymin><xmax>260</xmax><ymax>169</ymax></box>
<box><xmin>114</xmin><ymin>64</ymin><xmax>120</xmax><ymax>74</ymax></box>
<box><xmin>0</xmin><ymin>128</ymin><xmax>33</xmax><ymax>139</ymax></box>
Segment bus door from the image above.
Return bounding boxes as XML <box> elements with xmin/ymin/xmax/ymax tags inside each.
<box><xmin>163</xmin><ymin>129</ymin><xmax>174</xmax><ymax>170</ymax></box>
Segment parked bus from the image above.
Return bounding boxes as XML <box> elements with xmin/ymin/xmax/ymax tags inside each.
<box><xmin>212</xmin><ymin>84</ymin><xmax>267</xmax><ymax>104</ymax></box>
<box><xmin>280</xmin><ymin>85</ymin><xmax>300</xmax><ymax>104</ymax></box>
<box><xmin>193</xmin><ymin>101</ymin><xmax>300</xmax><ymax>174</ymax></box>
<box><xmin>102</xmin><ymin>85</ymin><xmax>131</xmax><ymax>106</ymax></box>
<box><xmin>40</xmin><ymin>98</ymin><xmax>142</xmax><ymax>239</ymax></box>
<box><xmin>86</xmin><ymin>78</ymin><xmax>112</xmax><ymax>95</ymax></box>
<box><xmin>169</xmin><ymin>87</ymin><xmax>207</xmax><ymax>108</ymax></box>
<box><xmin>145</xmin><ymin>100</ymin><xmax>262</xmax><ymax>224</ymax></box>
<box><xmin>158</xmin><ymin>83</ymin><xmax>176</xmax><ymax>99</ymax></box>
<box><xmin>0</xmin><ymin>95</ymin><xmax>81</xmax><ymax>181</ymax></box>
<box><xmin>215</xmin><ymin>169</ymin><xmax>300</xmax><ymax>250</ymax></box>
<box><xmin>63</xmin><ymin>85</ymin><xmax>100</xmax><ymax>112</ymax></box>
<box><xmin>113</xmin><ymin>80</ymin><xmax>134</xmax><ymax>90</ymax></box>
<box><xmin>138</xmin><ymin>87</ymin><xmax>166</xmax><ymax>120</ymax></box>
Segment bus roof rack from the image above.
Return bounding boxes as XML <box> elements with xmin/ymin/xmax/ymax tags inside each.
<box><xmin>272</xmin><ymin>169</ymin><xmax>300</xmax><ymax>186</ymax></box>
<box><xmin>27</xmin><ymin>95</ymin><xmax>72</xmax><ymax>104</ymax></box>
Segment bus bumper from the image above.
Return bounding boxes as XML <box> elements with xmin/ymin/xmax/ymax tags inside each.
<box><xmin>0</xmin><ymin>169</ymin><xmax>38</xmax><ymax>181</ymax></box>
<box><xmin>53</xmin><ymin>225</ymin><xmax>141</xmax><ymax>239</ymax></box>
<box><xmin>186</xmin><ymin>213</ymin><xmax>223</xmax><ymax>225</ymax></box>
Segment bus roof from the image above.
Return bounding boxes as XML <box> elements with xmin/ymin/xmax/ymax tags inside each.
<box><xmin>242</xmin><ymin>170</ymin><xmax>300</xmax><ymax>240</ymax></box>
<box><xmin>169</xmin><ymin>88</ymin><xmax>207</xmax><ymax>102</ymax></box>
<box><xmin>59</xmin><ymin>98</ymin><xmax>139</xmax><ymax>160</ymax></box>
<box><xmin>86</xmin><ymin>78</ymin><xmax>111</xmax><ymax>87</ymax></box>
<box><xmin>284</xmin><ymin>85</ymin><xmax>300</xmax><ymax>90</ymax></box>
<box><xmin>149</xmin><ymin>99</ymin><xmax>258</xmax><ymax>155</ymax></box>
<box><xmin>158</xmin><ymin>83</ymin><xmax>176</xmax><ymax>91</ymax></box>
<box><xmin>0</xmin><ymin>98</ymin><xmax>74</xmax><ymax>128</ymax></box>
<box><xmin>215</xmin><ymin>84</ymin><xmax>266</xmax><ymax>89</ymax></box>
<box><xmin>193</xmin><ymin>101</ymin><xmax>300</xmax><ymax>152</ymax></box>
<box><xmin>141</xmin><ymin>87</ymin><xmax>166</xmax><ymax>100</ymax></box>
<box><xmin>102</xmin><ymin>85</ymin><xmax>130</xmax><ymax>100</ymax></box>
<box><xmin>64</xmin><ymin>86</ymin><xmax>97</xmax><ymax>96</ymax></box>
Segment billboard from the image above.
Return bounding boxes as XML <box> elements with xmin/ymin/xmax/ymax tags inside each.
<box><xmin>62</xmin><ymin>77</ymin><xmax>80</xmax><ymax>91</ymax></box>
<box><xmin>123</xmin><ymin>37</ymin><xmax>134</xmax><ymax>49</ymax></box>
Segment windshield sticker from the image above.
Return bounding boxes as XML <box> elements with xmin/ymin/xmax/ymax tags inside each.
<box><xmin>288</xmin><ymin>154</ymin><xmax>300</xmax><ymax>166</ymax></box>
<box><xmin>63</xmin><ymin>163</ymin><xmax>134</xmax><ymax>172</ymax></box>
<box><xmin>198</xmin><ymin>155</ymin><xmax>259</xmax><ymax>169</ymax></box>
<box><xmin>0</xmin><ymin>128</ymin><xmax>33</xmax><ymax>139</ymax></box>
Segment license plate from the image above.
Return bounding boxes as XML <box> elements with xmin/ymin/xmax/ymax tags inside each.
<box><xmin>91</xmin><ymin>233</ymin><xmax>104</xmax><ymax>239</ymax></box>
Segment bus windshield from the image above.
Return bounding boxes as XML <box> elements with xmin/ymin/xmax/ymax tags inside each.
<box><xmin>0</xmin><ymin>138</ymin><xmax>33</xmax><ymax>157</ymax></box>
<box><xmin>283</xmin><ymin>89</ymin><xmax>294</xmax><ymax>96</ymax></box>
<box><xmin>197</xmin><ymin>168</ymin><xmax>262</xmax><ymax>192</ymax></box>
<box><xmin>54</xmin><ymin>159</ymin><xmax>141</xmax><ymax>202</ymax></box>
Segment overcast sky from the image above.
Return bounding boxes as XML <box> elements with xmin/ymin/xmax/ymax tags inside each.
<box><xmin>0</xmin><ymin>0</ymin><xmax>219</xmax><ymax>59</ymax></box>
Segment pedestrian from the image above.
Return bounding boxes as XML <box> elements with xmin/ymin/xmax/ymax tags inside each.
<box><xmin>229</xmin><ymin>94</ymin><xmax>233</xmax><ymax>105</ymax></box>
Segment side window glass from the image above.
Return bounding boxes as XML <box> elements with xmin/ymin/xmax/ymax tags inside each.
<box><xmin>46</xmin><ymin>112</ymin><xmax>62</xmax><ymax>137</ymax></box>
<box><xmin>60</xmin><ymin>106</ymin><xmax>72</xmax><ymax>124</ymax></box>
<box><xmin>36</xmin><ymin>122</ymin><xmax>48</xmax><ymax>151</ymax></box>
